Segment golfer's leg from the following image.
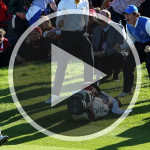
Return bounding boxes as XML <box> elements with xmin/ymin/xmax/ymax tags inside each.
<box><xmin>52</xmin><ymin>57</ymin><xmax>68</xmax><ymax>96</ymax></box>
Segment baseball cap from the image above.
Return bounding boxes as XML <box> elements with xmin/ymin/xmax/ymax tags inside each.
<box><xmin>89</xmin><ymin>9</ymin><xmax>97</xmax><ymax>17</ymax></box>
<box><xmin>124</xmin><ymin>5</ymin><xmax>138</xmax><ymax>14</ymax></box>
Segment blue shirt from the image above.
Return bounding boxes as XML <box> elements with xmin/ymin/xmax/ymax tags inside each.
<box><xmin>127</xmin><ymin>17</ymin><xmax>150</xmax><ymax>43</ymax></box>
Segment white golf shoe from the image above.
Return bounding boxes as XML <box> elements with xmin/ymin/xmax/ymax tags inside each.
<box><xmin>45</xmin><ymin>94</ymin><xmax>60</xmax><ymax>104</ymax></box>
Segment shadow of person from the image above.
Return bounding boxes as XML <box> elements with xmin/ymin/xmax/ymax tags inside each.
<box><xmin>2</xmin><ymin>123</ymin><xmax>46</xmax><ymax>145</ymax></box>
<box><xmin>96</xmin><ymin>117</ymin><xmax>150</xmax><ymax>150</ymax></box>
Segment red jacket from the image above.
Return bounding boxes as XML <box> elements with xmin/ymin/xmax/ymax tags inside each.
<box><xmin>0</xmin><ymin>38</ymin><xmax>10</xmax><ymax>52</ymax></box>
<box><xmin>0</xmin><ymin>0</ymin><xmax>8</xmax><ymax>26</ymax></box>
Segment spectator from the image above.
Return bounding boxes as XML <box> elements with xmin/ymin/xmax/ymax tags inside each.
<box><xmin>87</xmin><ymin>9</ymin><xmax>99</xmax><ymax>36</ymax></box>
<box><xmin>39</xmin><ymin>15</ymin><xmax>53</xmax><ymax>33</ymax></box>
<box><xmin>0</xmin><ymin>28</ymin><xmax>10</xmax><ymax>52</ymax></box>
<box><xmin>0</xmin><ymin>0</ymin><xmax>8</xmax><ymax>31</ymax></box>
<box><xmin>91</xmin><ymin>0</ymin><xmax>104</xmax><ymax>8</ymax></box>
<box><xmin>118</xmin><ymin>5</ymin><xmax>150</xmax><ymax>97</ymax></box>
<box><xmin>26</xmin><ymin>0</ymin><xmax>57</xmax><ymax>25</ymax></box>
<box><xmin>92</xmin><ymin>10</ymin><xmax>127</xmax><ymax>80</ymax></box>
<box><xmin>140</xmin><ymin>0</ymin><xmax>150</xmax><ymax>18</ymax></box>
<box><xmin>100</xmin><ymin>0</ymin><xmax>145</xmax><ymax>25</ymax></box>
<box><xmin>40</xmin><ymin>15</ymin><xmax>60</xmax><ymax>42</ymax></box>
<box><xmin>39</xmin><ymin>15</ymin><xmax>59</xmax><ymax>57</ymax></box>
<box><xmin>9</xmin><ymin>0</ymin><xmax>29</xmax><ymax>38</ymax></box>
<box><xmin>16</xmin><ymin>27</ymin><xmax>48</xmax><ymax>63</ymax></box>
<box><xmin>0</xmin><ymin>28</ymin><xmax>12</xmax><ymax>67</ymax></box>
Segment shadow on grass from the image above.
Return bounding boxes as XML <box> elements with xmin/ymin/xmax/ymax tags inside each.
<box><xmin>129</xmin><ymin>102</ymin><xmax>150</xmax><ymax>116</ymax></box>
<box><xmin>14</xmin><ymin>82</ymin><xmax>51</xmax><ymax>92</ymax></box>
<box><xmin>3</xmin><ymin>123</ymin><xmax>46</xmax><ymax>145</ymax></box>
<box><xmin>0</xmin><ymin>88</ymin><xmax>10</xmax><ymax>97</ymax></box>
<box><xmin>0</xmin><ymin>108</ymin><xmax>22</xmax><ymax>126</ymax></box>
<box><xmin>96</xmin><ymin>117</ymin><xmax>150</xmax><ymax>150</ymax></box>
<box><xmin>0</xmin><ymin>95</ymin><xmax>13</xmax><ymax>103</ymax></box>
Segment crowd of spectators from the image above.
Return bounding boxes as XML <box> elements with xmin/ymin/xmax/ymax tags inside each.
<box><xmin>0</xmin><ymin>0</ymin><xmax>149</xmax><ymax>66</ymax></box>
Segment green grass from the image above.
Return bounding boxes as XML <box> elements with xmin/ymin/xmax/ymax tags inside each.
<box><xmin>0</xmin><ymin>61</ymin><xmax>150</xmax><ymax>150</ymax></box>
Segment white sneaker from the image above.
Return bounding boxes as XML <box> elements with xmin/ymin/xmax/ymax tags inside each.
<box><xmin>0</xmin><ymin>135</ymin><xmax>9</xmax><ymax>146</ymax></box>
<box><xmin>45</xmin><ymin>94</ymin><xmax>60</xmax><ymax>104</ymax></box>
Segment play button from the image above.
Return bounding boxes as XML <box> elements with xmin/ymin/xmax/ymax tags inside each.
<box><xmin>9</xmin><ymin>9</ymin><xmax>142</xmax><ymax>141</ymax></box>
<box><xmin>50</xmin><ymin>44</ymin><xmax>107</xmax><ymax>107</ymax></box>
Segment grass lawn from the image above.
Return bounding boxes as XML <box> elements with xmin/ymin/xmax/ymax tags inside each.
<box><xmin>0</xmin><ymin>61</ymin><xmax>150</xmax><ymax>150</ymax></box>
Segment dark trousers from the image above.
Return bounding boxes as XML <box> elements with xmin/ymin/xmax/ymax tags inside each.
<box><xmin>123</xmin><ymin>41</ymin><xmax>150</xmax><ymax>93</ymax></box>
<box><xmin>108</xmin><ymin>7</ymin><xmax>126</xmax><ymax>27</ymax></box>
<box><xmin>52</xmin><ymin>31</ymin><xmax>94</xmax><ymax>95</ymax></box>
<box><xmin>15</xmin><ymin>16</ymin><xmax>29</xmax><ymax>39</ymax></box>
<box><xmin>94</xmin><ymin>51</ymin><xmax>125</xmax><ymax>79</ymax></box>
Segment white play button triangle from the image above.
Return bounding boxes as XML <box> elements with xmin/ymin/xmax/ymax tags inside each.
<box><xmin>50</xmin><ymin>44</ymin><xmax>107</xmax><ymax>107</ymax></box>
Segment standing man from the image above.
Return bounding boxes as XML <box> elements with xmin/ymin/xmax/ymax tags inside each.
<box><xmin>9</xmin><ymin>0</ymin><xmax>29</xmax><ymax>38</ymax></box>
<box><xmin>45</xmin><ymin>0</ymin><xmax>94</xmax><ymax>103</ymax></box>
<box><xmin>100</xmin><ymin>0</ymin><xmax>145</xmax><ymax>24</ymax></box>
<box><xmin>118</xmin><ymin>5</ymin><xmax>150</xmax><ymax>97</ymax></box>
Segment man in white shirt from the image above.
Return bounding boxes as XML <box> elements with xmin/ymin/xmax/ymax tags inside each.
<box><xmin>45</xmin><ymin>0</ymin><xmax>94</xmax><ymax>103</ymax></box>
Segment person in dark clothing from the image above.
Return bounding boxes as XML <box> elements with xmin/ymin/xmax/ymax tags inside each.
<box><xmin>139</xmin><ymin>0</ymin><xmax>150</xmax><ymax>18</ymax></box>
<box><xmin>87</xmin><ymin>9</ymin><xmax>99</xmax><ymax>36</ymax></box>
<box><xmin>16</xmin><ymin>27</ymin><xmax>48</xmax><ymax>63</ymax></box>
<box><xmin>92</xmin><ymin>10</ymin><xmax>127</xmax><ymax>80</ymax></box>
<box><xmin>9</xmin><ymin>0</ymin><xmax>29</xmax><ymax>38</ymax></box>
<box><xmin>0</xmin><ymin>0</ymin><xmax>8</xmax><ymax>31</ymax></box>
